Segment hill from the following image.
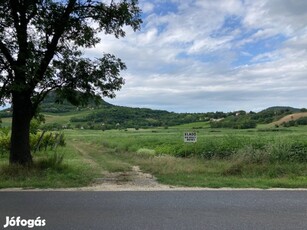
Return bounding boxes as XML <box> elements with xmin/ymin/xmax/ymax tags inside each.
<box><xmin>272</xmin><ymin>112</ymin><xmax>307</xmax><ymax>126</ymax></box>
<box><xmin>1</xmin><ymin>93</ymin><xmax>306</xmax><ymax>130</ymax></box>
<box><xmin>0</xmin><ymin>93</ymin><xmax>210</xmax><ymax>129</ymax></box>
<box><xmin>260</xmin><ymin>106</ymin><xmax>301</xmax><ymax>113</ymax></box>
<box><xmin>249</xmin><ymin>106</ymin><xmax>302</xmax><ymax>124</ymax></box>
<box><xmin>40</xmin><ymin>91</ymin><xmax>113</xmax><ymax>113</ymax></box>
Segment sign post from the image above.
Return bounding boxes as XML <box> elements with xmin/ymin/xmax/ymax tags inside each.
<box><xmin>184</xmin><ymin>132</ymin><xmax>197</xmax><ymax>143</ymax></box>
<box><xmin>183</xmin><ymin>132</ymin><xmax>197</xmax><ymax>157</ymax></box>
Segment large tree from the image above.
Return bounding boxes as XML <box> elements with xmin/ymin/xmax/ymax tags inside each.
<box><xmin>0</xmin><ymin>0</ymin><xmax>142</xmax><ymax>165</ymax></box>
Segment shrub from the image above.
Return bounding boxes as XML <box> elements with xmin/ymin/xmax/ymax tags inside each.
<box><xmin>282</xmin><ymin>117</ymin><xmax>307</xmax><ymax>127</ymax></box>
<box><xmin>210</xmin><ymin>115</ymin><xmax>257</xmax><ymax>129</ymax></box>
<box><xmin>0</xmin><ymin>133</ymin><xmax>10</xmax><ymax>155</ymax></box>
<box><xmin>0</xmin><ymin>131</ymin><xmax>65</xmax><ymax>154</ymax></box>
<box><xmin>136</xmin><ymin>148</ymin><xmax>156</xmax><ymax>156</ymax></box>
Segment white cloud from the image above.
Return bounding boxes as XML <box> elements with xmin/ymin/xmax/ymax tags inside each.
<box><xmin>141</xmin><ymin>2</ymin><xmax>155</xmax><ymax>13</ymax></box>
<box><xmin>87</xmin><ymin>0</ymin><xmax>307</xmax><ymax>112</ymax></box>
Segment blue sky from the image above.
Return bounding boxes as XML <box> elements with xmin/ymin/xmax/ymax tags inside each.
<box><xmin>88</xmin><ymin>0</ymin><xmax>307</xmax><ymax>112</ymax></box>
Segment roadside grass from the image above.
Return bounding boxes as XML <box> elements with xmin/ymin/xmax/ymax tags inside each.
<box><xmin>119</xmin><ymin>153</ymin><xmax>307</xmax><ymax>188</ymax></box>
<box><xmin>0</xmin><ymin>144</ymin><xmax>99</xmax><ymax>189</ymax></box>
<box><xmin>69</xmin><ymin>139</ymin><xmax>131</xmax><ymax>173</ymax></box>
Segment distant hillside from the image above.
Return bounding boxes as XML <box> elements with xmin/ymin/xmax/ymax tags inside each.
<box><xmin>1</xmin><ymin>93</ymin><xmax>306</xmax><ymax>130</ymax></box>
<box><xmin>272</xmin><ymin>112</ymin><xmax>307</xmax><ymax>126</ymax></box>
<box><xmin>36</xmin><ymin>92</ymin><xmax>204</xmax><ymax>128</ymax></box>
<box><xmin>69</xmin><ymin>106</ymin><xmax>208</xmax><ymax>129</ymax></box>
<box><xmin>209</xmin><ymin>106</ymin><xmax>307</xmax><ymax>129</ymax></box>
<box><xmin>0</xmin><ymin>92</ymin><xmax>113</xmax><ymax>116</ymax></box>
<box><xmin>260</xmin><ymin>106</ymin><xmax>301</xmax><ymax>113</ymax></box>
<box><xmin>40</xmin><ymin>91</ymin><xmax>113</xmax><ymax>113</ymax></box>
<box><xmin>250</xmin><ymin>106</ymin><xmax>302</xmax><ymax>124</ymax></box>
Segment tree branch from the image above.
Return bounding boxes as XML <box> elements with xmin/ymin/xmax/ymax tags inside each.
<box><xmin>0</xmin><ymin>41</ymin><xmax>15</xmax><ymax>66</ymax></box>
<box><xmin>34</xmin><ymin>0</ymin><xmax>77</xmax><ymax>86</ymax></box>
<box><xmin>31</xmin><ymin>84</ymin><xmax>63</xmax><ymax>114</ymax></box>
<box><xmin>0</xmin><ymin>78</ymin><xmax>9</xmax><ymax>99</ymax></box>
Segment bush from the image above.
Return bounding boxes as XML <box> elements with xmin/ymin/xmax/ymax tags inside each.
<box><xmin>0</xmin><ymin>133</ymin><xmax>10</xmax><ymax>155</ymax></box>
<box><xmin>31</xmin><ymin>132</ymin><xmax>65</xmax><ymax>152</ymax></box>
<box><xmin>282</xmin><ymin>117</ymin><xmax>307</xmax><ymax>127</ymax></box>
<box><xmin>210</xmin><ymin>115</ymin><xmax>257</xmax><ymax>129</ymax></box>
<box><xmin>41</xmin><ymin>123</ymin><xmax>63</xmax><ymax>131</ymax></box>
<box><xmin>0</xmin><ymin>130</ymin><xmax>65</xmax><ymax>154</ymax></box>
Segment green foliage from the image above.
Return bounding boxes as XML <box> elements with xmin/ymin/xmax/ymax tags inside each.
<box><xmin>0</xmin><ymin>0</ymin><xmax>142</xmax><ymax>105</ymax></box>
<box><xmin>38</xmin><ymin>97</ymin><xmax>306</xmax><ymax>131</ymax></box>
<box><xmin>136</xmin><ymin>148</ymin><xmax>156</xmax><ymax>156</ymax></box>
<box><xmin>30</xmin><ymin>119</ymin><xmax>42</xmax><ymax>134</ymax></box>
<box><xmin>37</xmin><ymin>152</ymin><xmax>65</xmax><ymax>169</ymax></box>
<box><xmin>41</xmin><ymin>122</ymin><xmax>64</xmax><ymax>131</ymax></box>
<box><xmin>209</xmin><ymin>107</ymin><xmax>302</xmax><ymax>129</ymax></box>
<box><xmin>31</xmin><ymin>132</ymin><xmax>66</xmax><ymax>152</ymax></box>
<box><xmin>75</xmin><ymin>126</ymin><xmax>307</xmax><ymax>164</ymax></box>
<box><xmin>40</xmin><ymin>91</ymin><xmax>113</xmax><ymax>114</ymax></box>
<box><xmin>210</xmin><ymin>115</ymin><xmax>257</xmax><ymax>129</ymax></box>
<box><xmin>282</xmin><ymin>117</ymin><xmax>307</xmax><ymax>127</ymax></box>
<box><xmin>0</xmin><ymin>145</ymin><xmax>98</xmax><ymax>189</ymax></box>
<box><xmin>0</xmin><ymin>0</ymin><xmax>142</xmax><ymax>164</ymax></box>
<box><xmin>0</xmin><ymin>128</ymin><xmax>10</xmax><ymax>155</ymax></box>
<box><xmin>0</xmin><ymin>130</ymin><xmax>65</xmax><ymax>154</ymax></box>
<box><xmin>250</xmin><ymin>106</ymin><xmax>298</xmax><ymax>124</ymax></box>
<box><xmin>64</xmin><ymin>128</ymin><xmax>307</xmax><ymax>188</ymax></box>
<box><xmin>70</xmin><ymin>106</ymin><xmax>209</xmax><ymax>129</ymax></box>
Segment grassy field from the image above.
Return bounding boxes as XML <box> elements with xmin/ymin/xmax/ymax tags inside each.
<box><xmin>1</xmin><ymin>121</ymin><xmax>307</xmax><ymax>189</ymax></box>
<box><xmin>63</xmin><ymin>124</ymin><xmax>307</xmax><ymax>188</ymax></box>
<box><xmin>0</xmin><ymin>146</ymin><xmax>99</xmax><ymax>189</ymax></box>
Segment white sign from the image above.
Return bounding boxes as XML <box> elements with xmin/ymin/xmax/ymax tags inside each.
<box><xmin>184</xmin><ymin>132</ymin><xmax>197</xmax><ymax>143</ymax></box>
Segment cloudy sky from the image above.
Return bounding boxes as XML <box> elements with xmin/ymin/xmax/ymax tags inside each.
<box><xmin>88</xmin><ymin>0</ymin><xmax>307</xmax><ymax>112</ymax></box>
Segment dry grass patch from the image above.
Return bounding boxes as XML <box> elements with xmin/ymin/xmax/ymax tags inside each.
<box><xmin>272</xmin><ymin>112</ymin><xmax>307</xmax><ymax>126</ymax></box>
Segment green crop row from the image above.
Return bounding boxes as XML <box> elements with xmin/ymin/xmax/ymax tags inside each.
<box><xmin>0</xmin><ymin>129</ymin><xmax>65</xmax><ymax>155</ymax></box>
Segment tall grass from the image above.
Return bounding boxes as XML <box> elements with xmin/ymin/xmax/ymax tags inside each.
<box><xmin>0</xmin><ymin>132</ymin><xmax>98</xmax><ymax>189</ymax></box>
<box><xmin>60</xmin><ymin>127</ymin><xmax>307</xmax><ymax>188</ymax></box>
<box><xmin>65</xmin><ymin>128</ymin><xmax>307</xmax><ymax>163</ymax></box>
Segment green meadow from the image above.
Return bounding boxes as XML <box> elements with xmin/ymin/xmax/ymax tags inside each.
<box><xmin>1</xmin><ymin>119</ymin><xmax>307</xmax><ymax>189</ymax></box>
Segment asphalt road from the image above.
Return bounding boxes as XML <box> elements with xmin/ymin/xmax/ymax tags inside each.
<box><xmin>0</xmin><ymin>190</ymin><xmax>307</xmax><ymax>230</ymax></box>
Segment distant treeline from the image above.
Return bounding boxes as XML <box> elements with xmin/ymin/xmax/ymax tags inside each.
<box><xmin>210</xmin><ymin>107</ymin><xmax>307</xmax><ymax>129</ymax></box>
<box><xmin>70</xmin><ymin>107</ymin><xmax>208</xmax><ymax>129</ymax></box>
<box><xmin>210</xmin><ymin>115</ymin><xmax>257</xmax><ymax>129</ymax></box>
<box><xmin>1</xmin><ymin>91</ymin><xmax>307</xmax><ymax>130</ymax></box>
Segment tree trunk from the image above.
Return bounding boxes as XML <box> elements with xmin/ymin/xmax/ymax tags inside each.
<box><xmin>9</xmin><ymin>92</ymin><xmax>33</xmax><ymax>165</ymax></box>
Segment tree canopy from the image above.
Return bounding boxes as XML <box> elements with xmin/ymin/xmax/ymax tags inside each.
<box><xmin>0</xmin><ymin>0</ymin><xmax>142</xmax><ymax>108</ymax></box>
<box><xmin>0</xmin><ymin>0</ymin><xmax>142</xmax><ymax>165</ymax></box>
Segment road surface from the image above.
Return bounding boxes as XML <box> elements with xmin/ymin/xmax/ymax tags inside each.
<box><xmin>0</xmin><ymin>190</ymin><xmax>307</xmax><ymax>230</ymax></box>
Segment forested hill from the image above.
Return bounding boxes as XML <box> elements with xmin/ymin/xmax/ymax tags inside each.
<box><xmin>69</xmin><ymin>105</ymin><xmax>305</xmax><ymax>130</ymax></box>
<box><xmin>40</xmin><ymin>98</ymin><xmax>306</xmax><ymax>130</ymax></box>
<box><xmin>40</xmin><ymin>91</ymin><xmax>113</xmax><ymax>113</ymax></box>
<box><xmin>39</xmin><ymin>93</ymin><xmax>207</xmax><ymax>128</ymax></box>
<box><xmin>0</xmin><ymin>92</ymin><xmax>306</xmax><ymax>130</ymax></box>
